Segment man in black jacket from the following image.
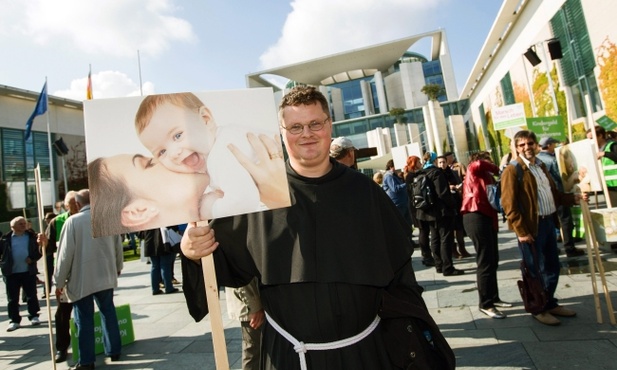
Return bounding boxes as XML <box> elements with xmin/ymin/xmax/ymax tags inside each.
<box><xmin>0</xmin><ymin>217</ymin><xmax>43</xmax><ymax>332</ymax></box>
<box><xmin>416</xmin><ymin>160</ymin><xmax>464</xmax><ymax>276</ymax></box>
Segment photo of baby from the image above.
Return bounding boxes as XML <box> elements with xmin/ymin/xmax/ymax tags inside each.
<box><xmin>84</xmin><ymin>89</ymin><xmax>291</xmax><ymax>237</ymax></box>
<box><xmin>556</xmin><ymin>139</ymin><xmax>602</xmax><ymax>194</ymax></box>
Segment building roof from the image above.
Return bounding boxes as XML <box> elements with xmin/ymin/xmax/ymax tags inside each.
<box><xmin>246</xmin><ymin>30</ymin><xmax>446</xmax><ymax>89</ymax></box>
<box><xmin>0</xmin><ymin>84</ymin><xmax>83</xmax><ymax>110</ymax></box>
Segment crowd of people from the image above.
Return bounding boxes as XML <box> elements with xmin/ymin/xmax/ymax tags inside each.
<box><xmin>3</xmin><ymin>85</ymin><xmax>617</xmax><ymax>370</ymax></box>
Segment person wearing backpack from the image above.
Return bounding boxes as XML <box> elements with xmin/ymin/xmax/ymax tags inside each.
<box><xmin>416</xmin><ymin>152</ymin><xmax>464</xmax><ymax>276</ymax></box>
<box><xmin>501</xmin><ymin>130</ymin><xmax>586</xmax><ymax>326</ymax></box>
<box><xmin>461</xmin><ymin>151</ymin><xmax>512</xmax><ymax>319</ymax></box>
<box><xmin>405</xmin><ymin>155</ymin><xmax>435</xmax><ymax>266</ymax></box>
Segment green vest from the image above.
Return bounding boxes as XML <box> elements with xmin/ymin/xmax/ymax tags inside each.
<box><xmin>54</xmin><ymin>212</ymin><xmax>70</xmax><ymax>242</ymax></box>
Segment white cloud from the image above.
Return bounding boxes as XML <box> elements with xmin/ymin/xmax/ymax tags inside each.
<box><xmin>53</xmin><ymin>71</ymin><xmax>155</xmax><ymax>100</ymax></box>
<box><xmin>259</xmin><ymin>0</ymin><xmax>445</xmax><ymax>69</ymax></box>
<box><xmin>7</xmin><ymin>0</ymin><xmax>195</xmax><ymax>58</ymax></box>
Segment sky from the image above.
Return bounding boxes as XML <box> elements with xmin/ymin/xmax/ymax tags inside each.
<box><xmin>0</xmin><ymin>0</ymin><xmax>503</xmax><ymax>101</ymax></box>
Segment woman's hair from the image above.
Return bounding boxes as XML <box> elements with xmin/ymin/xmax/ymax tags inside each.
<box><xmin>469</xmin><ymin>151</ymin><xmax>492</xmax><ymax>162</ymax></box>
<box><xmin>404</xmin><ymin>155</ymin><xmax>421</xmax><ymax>173</ymax></box>
<box><xmin>88</xmin><ymin>157</ymin><xmax>134</xmax><ymax>236</ymax></box>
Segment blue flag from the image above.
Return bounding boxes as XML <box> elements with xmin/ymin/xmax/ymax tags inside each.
<box><xmin>24</xmin><ymin>82</ymin><xmax>48</xmax><ymax>141</ymax></box>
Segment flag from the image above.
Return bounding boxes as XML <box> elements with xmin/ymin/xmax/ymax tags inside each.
<box><xmin>24</xmin><ymin>82</ymin><xmax>48</xmax><ymax>141</ymax></box>
<box><xmin>87</xmin><ymin>68</ymin><xmax>93</xmax><ymax>100</ymax></box>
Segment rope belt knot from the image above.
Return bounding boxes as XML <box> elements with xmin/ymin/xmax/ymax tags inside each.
<box><xmin>265</xmin><ymin>312</ymin><xmax>381</xmax><ymax>370</ymax></box>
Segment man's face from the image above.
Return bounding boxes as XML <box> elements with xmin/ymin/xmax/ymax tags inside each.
<box><xmin>11</xmin><ymin>218</ymin><xmax>27</xmax><ymax>234</ymax></box>
<box><xmin>139</xmin><ymin>102</ymin><xmax>217</xmax><ymax>174</ymax></box>
<box><xmin>339</xmin><ymin>149</ymin><xmax>355</xmax><ymax>167</ymax></box>
<box><xmin>280</xmin><ymin>103</ymin><xmax>332</xmax><ymax>176</ymax></box>
<box><xmin>515</xmin><ymin>137</ymin><xmax>537</xmax><ymax>161</ymax></box>
<box><xmin>446</xmin><ymin>154</ymin><xmax>454</xmax><ymax>165</ymax></box>
<box><xmin>65</xmin><ymin>198</ymin><xmax>79</xmax><ymax>215</ymax></box>
<box><xmin>437</xmin><ymin>158</ymin><xmax>447</xmax><ymax>169</ymax></box>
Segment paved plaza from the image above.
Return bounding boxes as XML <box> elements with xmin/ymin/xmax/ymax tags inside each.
<box><xmin>1</xmin><ymin>222</ymin><xmax>617</xmax><ymax>369</ymax></box>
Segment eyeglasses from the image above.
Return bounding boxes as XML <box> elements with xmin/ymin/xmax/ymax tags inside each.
<box><xmin>281</xmin><ymin>118</ymin><xmax>330</xmax><ymax>135</ymax></box>
<box><xmin>517</xmin><ymin>141</ymin><xmax>536</xmax><ymax>148</ymax></box>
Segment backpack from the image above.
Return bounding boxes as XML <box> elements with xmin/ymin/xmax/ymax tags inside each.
<box><xmin>487</xmin><ymin>160</ymin><xmax>522</xmax><ymax>214</ymax></box>
<box><xmin>411</xmin><ymin>171</ymin><xmax>437</xmax><ymax>210</ymax></box>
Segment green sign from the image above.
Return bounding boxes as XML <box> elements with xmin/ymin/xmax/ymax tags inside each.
<box><xmin>70</xmin><ymin>304</ymin><xmax>135</xmax><ymax>361</ymax></box>
<box><xmin>596</xmin><ymin>115</ymin><xmax>617</xmax><ymax>130</ymax></box>
<box><xmin>526</xmin><ymin>116</ymin><xmax>565</xmax><ymax>141</ymax></box>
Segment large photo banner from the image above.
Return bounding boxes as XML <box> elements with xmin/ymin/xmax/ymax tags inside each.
<box><xmin>84</xmin><ymin>88</ymin><xmax>291</xmax><ymax>237</ymax></box>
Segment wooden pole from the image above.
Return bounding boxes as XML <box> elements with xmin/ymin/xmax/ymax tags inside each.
<box><xmin>579</xmin><ymin>200</ymin><xmax>603</xmax><ymax>323</ymax></box>
<box><xmin>34</xmin><ymin>165</ymin><xmax>57</xmax><ymax>370</ymax></box>
<box><xmin>580</xmin><ymin>201</ymin><xmax>616</xmax><ymax>324</ymax></box>
<box><xmin>197</xmin><ymin>220</ymin><xmax>228</xmax><ymax>370</ymax></box>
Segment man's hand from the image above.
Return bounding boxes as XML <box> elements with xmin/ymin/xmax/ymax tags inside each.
<box><xmin>248</xmin><ymin>309</ymin><xmax>265</xmax><ymax>329</ymax></box>
<box><xmin>55</xmin><ymin>288</ymin><xmax>63</xmax><ymax>300</ymax></box>
<box><xmin>180</xmin><ymin>222</ymin><xmax>219</xmax><ymax>262</ymax></box>
<box><xmin>37</xmin><ymin>233</ymin><xmax>48</xmax><ymax>246</ymax></box>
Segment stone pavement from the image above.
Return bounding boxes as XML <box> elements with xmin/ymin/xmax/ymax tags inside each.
<box><xmin>1</xmin><ymin>222</ymin><xmax>617</xmax><ymax>369</ymax></box>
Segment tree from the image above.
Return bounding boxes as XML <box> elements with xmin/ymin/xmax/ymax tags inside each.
<box><xmin>421</xmin><ymin>84</ymin><xmax>444</xmax><ymax>101</ymax></box>
<box><xmin>389</xmin><ymin>107</ymin><xmax>406</xmax><ymax>124</ymax></box>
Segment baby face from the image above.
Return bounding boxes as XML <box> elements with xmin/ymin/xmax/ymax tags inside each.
<box><xmin>139</xmin><ymin>102</ymin><xmax>217</xmax><ymax>174</ymax></box>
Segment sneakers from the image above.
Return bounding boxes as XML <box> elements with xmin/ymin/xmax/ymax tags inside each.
<box><xmin>7</xmin><ymin>322</ymin><xmax>20</xmax><ymax>332</ymax></box>
<box><xmin>69</xmin><ymin>363</ymin><xmax>95</xmax><ymax>369</ymax></box>
<box><xmin>479</xmin><ymin>307</ymin><xmax>506</xmax><ymax>319</ymax></box>
<box><xmin>533</xmin><ymin>312</ymin><xmax>561</xmax><ymax>326</ymax></box>
<box><xmin>30</xmin><ymin>317</ymin><xmax>40</xmax><ymax>326</ymax></box>
<box><xmin>549</xmin><ymin>305</ymin><xmax>577</xmax><ymax>317</ymax></box>
<box><xmin>172</xmin><ymin>278</ymin><xmax>181</xmax><ymax>285</ymax></box>
<box><xmin>493</xmin><ymin>300</ymin><xmax>513</xmax><ymax>308</ymax></box>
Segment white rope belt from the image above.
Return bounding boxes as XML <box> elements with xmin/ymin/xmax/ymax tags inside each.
<box><xmin>265</xmin><ymin>312</ymin><xmax>381</xmax><ymax>370</ymax></box>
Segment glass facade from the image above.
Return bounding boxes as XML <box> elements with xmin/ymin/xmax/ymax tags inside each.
<box><xmin>422</xmin><ymin>60</ymin><xmax>447</xmax><ymax>102</ymax></box>
<box><xmin>1</xmin><ymin>128</ymin><xmax>54</xmax><ymax>209</ymax></box>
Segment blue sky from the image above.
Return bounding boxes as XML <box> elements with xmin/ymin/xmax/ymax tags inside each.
<box><xmin>0</xmin><ymin>0</ymin><xmax>502</xmax><ymax>101</ymax></box>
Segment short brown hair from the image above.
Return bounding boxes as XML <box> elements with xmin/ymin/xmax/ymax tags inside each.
<box><xmin>278</xmin><ymin>86</ymin><xmax>329</xmax><ymax>123</ymax></box>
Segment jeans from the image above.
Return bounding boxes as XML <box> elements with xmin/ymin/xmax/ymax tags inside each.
<box><xmin>418</xmin><ymin>220</ymin><xmax>434</xmax><ymax>260</ymax></box>
<box><xmin>3</xmin><ymin>272</ymin><xmax>39</xmax><ymax>323</ymax></box>
<box><xmin>150</xmin><ymin>253</ymin><xmax>175</xmax><ymax>293</ymax></box>
<box><xmin>72</xmin><ymin>288</ymin><xmax>121</xmax><ymax>365</ymax></box>
<box><xmin>518</xmin><ymin>216</ymin><xmax>560</xmax><ymax>310</ymax></box>
<box><xmin>463</xmin><ymin>212</ymin><xmax>500</xmax><ymax>309</ymax></box>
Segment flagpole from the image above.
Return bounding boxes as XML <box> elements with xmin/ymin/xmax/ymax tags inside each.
<box><xmin>44</xmin><ymin>76</ymin><xmax>57</xmax><ymax>210</ymax></box>
<box><xmin>137</xmin><ymin>50</ymin><xmax>143</xmax><ymax>96</ymax></box>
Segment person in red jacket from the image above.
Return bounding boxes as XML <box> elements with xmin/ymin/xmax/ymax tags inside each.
<box><xmin>461</xmin><ymin>151</ymin><xmax>512</xmax><ymax>319</ymax></box>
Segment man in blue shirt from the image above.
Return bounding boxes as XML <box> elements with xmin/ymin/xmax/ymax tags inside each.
<box><xmin>0</xmin><ymin>217</ymin><xmax>43</xmax><ymax>332</ymax></box>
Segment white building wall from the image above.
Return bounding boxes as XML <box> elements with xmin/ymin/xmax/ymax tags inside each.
<box><xmin>374</xmin><ymin>71</ymin><xmax>388</xmax><ymax>113</ymax></box>
<box><xmin>439</xmin><ymin>31</ymin><xmax>459</xmax><ymax>101</ymax></box>
<box><xmin>384</xmin><ymin>72</ymin><xmax>405</xmax><ymax>111</ymax></box>
<box><xmin>466</xmin><ymin>0</ymin><xmax>567</xmax><ymax>139</ymax></box>
<box><xmin>393</xmin><ymin>123</ymin><xmax>410</xmax><ymax>146</ymax></box>
<box><xmin>447</xmin><ymin>115</ymin><xmax>469</xmax><ymax>162</ymax></box>
<box><xmin>366</xmin><ymin>127</ymin><xmax>392</xmax><ymax>157</ymax></box>
<box><xmin>360</xmin><ymin>80</ymin><xmax>374</xmax><ymax>116</ymax></box>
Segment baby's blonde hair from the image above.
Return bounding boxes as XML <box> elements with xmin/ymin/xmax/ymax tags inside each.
<box><xmin>135</xmin><ymin>92</ymin><xmax>205</xmax><ymax>134</ymax></box>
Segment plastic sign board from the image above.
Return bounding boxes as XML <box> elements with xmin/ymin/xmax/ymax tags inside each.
<box><xmin>492</xmin><ymin>103</ymin><xmax>526</xmax><ymax>130</ymax></box>
<box><xmin>70</xmin><ymin>304</ymin><xmax>135</xmax><ymax>362</ymax></box>
<box><xmin>596</xmin><ymin>115</ymin><xmax>617</xmax><ymax>130</ymax></box>
<box><xmin>527</xmin><ymin>116</ymin><xmax>565</xmax><ymax>142</ymax></box>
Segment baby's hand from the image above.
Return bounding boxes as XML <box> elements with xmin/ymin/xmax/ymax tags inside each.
<box><xmin>199</xmin><ymin>189</ymin><xmax>224</xmax><ymax>220</ymax></box>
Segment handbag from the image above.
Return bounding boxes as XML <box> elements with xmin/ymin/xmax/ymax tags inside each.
<box><xmin>517</xmin><ymin>243</ymin><xmax>548</xmax><ymax>314</ymax></box>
